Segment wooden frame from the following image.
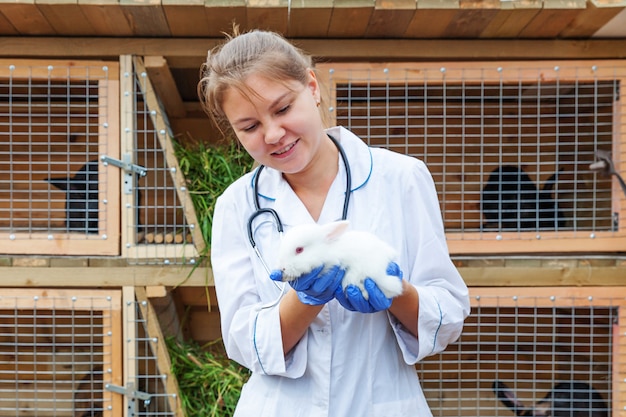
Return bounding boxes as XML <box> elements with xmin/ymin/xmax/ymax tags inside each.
<box><xmin>0</xmin><ymin>288</ymin><xmax>122</xmax><ymax>417</ymax></box>
<box><xmin>119</xmin><ymin>55</ymin><xmax>201</xmax><ymax>262</ymax></box>
<box><xmin>317</xmin><ymin>60</ymin><xmax>626</xmax><ymax>254</ymax></box>
<box><xmin>0</xmin><ymin>59</ymin><xmax>120</xmax><ymax>256</ymax></box>
<box><xmin>417</xmin><ymin>286</ymin><xmax>626</xmax><ymax>416</ymax></box>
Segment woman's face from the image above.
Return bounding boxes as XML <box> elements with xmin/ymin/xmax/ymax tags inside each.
<box><xmin>222</xmin><ymin>71</ymin><xmax>325</xmax><ymax>174</ymax></box>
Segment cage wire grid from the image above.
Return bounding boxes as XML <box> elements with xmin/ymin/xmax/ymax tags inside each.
<box><xmin>0</xmin><ymin>290</ymin><xmax>119</xmax><ymax>417</ymax></box>
<box><xmin>416</xmin><ymin>289</ymin><xmax>621</xmax><ymax>417</ymax></box>
<box><xmin>123</xmin><ymin>293</ymin><xmax>177</xmax><ymax>417</ymax></box>
<box><xmin>321</xmin><ymin>62</ymin><xmax>624</xmax><ymax>247</ymax></box>
<box><xmin>125</xmin><ymin>59</ymin><xmax>199</xmax><ymax>266</ymax></box>
<box><xmin>0</xmin><ymin>62</ymin><xmax>113</xmax><ymax>240</ymax></box>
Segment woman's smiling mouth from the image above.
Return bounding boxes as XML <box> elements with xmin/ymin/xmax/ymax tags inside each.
<box><xmin>273</xmin><ymin>140</ymin><xmax>298</xmax><ymax>156</ymax></box>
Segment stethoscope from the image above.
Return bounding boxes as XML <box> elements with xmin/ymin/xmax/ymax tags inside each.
<box><xmin>246</xmin><ymin>134</ymin><xmax>352</xmax><ymax>276</ymax></box>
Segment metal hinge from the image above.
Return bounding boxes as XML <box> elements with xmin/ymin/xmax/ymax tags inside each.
<box><xmin>105</xmin><ymin>382</ymin><xmax>152</xmax><ymax>408</ymax></box>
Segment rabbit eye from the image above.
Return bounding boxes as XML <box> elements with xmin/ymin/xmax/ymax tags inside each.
<box><xmin>295</xmin><ymin>247</ymin><xmax>304</xmax><ymax>254</ymax></box>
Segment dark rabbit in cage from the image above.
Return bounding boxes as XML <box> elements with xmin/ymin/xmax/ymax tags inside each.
<box><xmin>46</xmin><ymin>160</ymin><xmax>100</xmax><ymax>233</ymax></box>
<box><xmin>481</xmin><ymin>165</ymin><xmax>566</xmax><ymax>230</ymax></box>
<box><xmin>492</xmin><ymin>380</ymin><xmax>609</xmax><ymax>417</ymax></box>
<box><xmin>46</xmin><ymin>161</ymin><xmax>145</xmax><ymax>235</ymax></box>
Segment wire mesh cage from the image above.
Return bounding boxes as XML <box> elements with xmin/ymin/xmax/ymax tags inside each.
<box><xmin>0</xmin><ymin>60</ymin><xmax>120</xmax><ymax>256</ymax></box>
<box><xmin>121</xmin><ymin>56</ymin><xmax>202</xmax><ymax>266</ymax></box>
<box><xmin>124</xmin><ymin>287</ymin><xmax>181</xmax><ymax>417</ymax></box>
<box><xmin>0</xmin><ymin>289</ymin><xmax>121</xmax><ymax>417</ymax></box>
<box><xmin>417</xmin><ymin>287</ymin><xmax>623</xmax><ymax>417</ymax></box>
<box><xmin>318</xmin><ymin>61</ymin><xmax>626</xmax><ymax>253</ymax></box>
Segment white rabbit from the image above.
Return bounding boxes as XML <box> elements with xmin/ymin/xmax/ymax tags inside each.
<box><xmin>276</xmin><ymin>220</ymin><xmax>403</xmax><ymax>300</ymax></box>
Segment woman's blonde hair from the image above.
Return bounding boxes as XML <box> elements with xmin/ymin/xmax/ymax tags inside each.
<box><xmin>198</xmin><ymin>28</ymin><xmax>314</xmax><ymax>135</ymax></box>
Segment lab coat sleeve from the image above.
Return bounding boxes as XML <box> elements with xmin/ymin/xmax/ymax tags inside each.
<box><xmin>211</xmin><ymin>185</ymin><xmax>308</xmax><ymax>377</ymax></box>
<box><xmin>389</xmin><ymin>159</ymin><xmax>470</xmax><ymax>364</ymax></box>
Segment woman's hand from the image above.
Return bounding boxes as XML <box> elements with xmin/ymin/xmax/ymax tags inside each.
<box><xmin>271</xmin><ymin>265</ymin><xmax>345</xmax><ymax>305</ymax></box>
<box><xmin>334</xmin><ymin>262</ymin><xmax>403</xmax><ymax>313</ymax></box>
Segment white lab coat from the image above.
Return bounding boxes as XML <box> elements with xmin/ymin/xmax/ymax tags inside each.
<box><xmin>211</xmin><ymin>126</ymin><xmax>470</xmax><ymax>417</ymax></box>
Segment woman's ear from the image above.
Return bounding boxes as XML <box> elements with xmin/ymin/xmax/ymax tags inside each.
<box><xmin>307</xmin><ymin>69</ymin><xmax>321</xmax><ymax>104</ymax></box>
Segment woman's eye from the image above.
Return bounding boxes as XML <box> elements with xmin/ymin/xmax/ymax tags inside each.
<box><xmin>277</xmin><ymin>104</ymin><xmax>290</xmax><ymax>115</ymax></box>
<box><xmin>243</xmin><ymin>123</ymin><xmax>257</xmax><ymax>132</ymax></box>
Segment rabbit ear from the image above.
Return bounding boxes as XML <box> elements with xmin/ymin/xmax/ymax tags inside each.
<box><xmin>493</xmin><ymin>381</ymin><xmax>530</xmax><ymax>416</ymax></box>
<box><xmin>323</xmin><ymin>220</ymin><xmax>350</xmax><ymax>243</ymax></box>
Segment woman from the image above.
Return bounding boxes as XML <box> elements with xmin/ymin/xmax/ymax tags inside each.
<box><xmin>199</xmin><ymin>28</ymin><xmax>470</xmax><ymax>417</ymax></box>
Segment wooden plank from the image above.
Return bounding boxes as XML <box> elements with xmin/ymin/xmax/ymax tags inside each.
<box><xmin>0</xmin><ymin>3</ymin><xmax>55</xmax><ymax>34</ymax></box>
<box><xmin>245</xmin><ymin>0</ymin><xmax>289</xmax><ymax>32</ymax></box>
<box><xmin>34</xmin><ymin>0</ymin><xmax>95</xmax><ymax>36</ymax></box>
<box><xmin>162</xmin><ymin>0</ymin><xmax>213</xmax><ymax>37</ymax></box>
<box><xmin>365</xmin><ymin>0</ymin><xmax>416</xmax><ymax>38</ymax></box>
<box><xmin>479</xmin><ymin>0</ymin><xmax>542</xmax><ymax>38</ymax></box>
<box><xmin>1</xmin><ymin>37</ymin><xmax>626</xmax><ymax>61</ymax></box>
<box><xmin>106</xmin><ymin>293</ymin><xmax>123</xmax><ymax>417</ymax></box>
<box><xmin>202</xmin><ymin>0</ymin><xmax>247</xmax><ymax>37</ymax></box>
<box><xmin>442</xmin><ymin>1</ymin><xmax>501</xmax><ymax>38</ymax></box>
<box><xmin>132</xmin><ymin>56</ymin><xmax>205</xmax><ymax>254</ymax></box>
<box><xmin>327</xmin><ymin>0</ymin><xmax>374</xmax><ymax>38</ymax></box>
<box><xmin>404</xmin><ymin>0</ymin><xmax>458</xmax><ymax>38</ymax></box>
<box><xmin>287</xmin><ymin>0</ymin><xmax>334</xmax><ymax>37</ymax></box>
<box><xmin>518</xmin><ymin>0</ymin><xmax>586</xmax><ymax>38</ymax></box>
<box><xmin>119</xmin><ymin>55</ymin><xmax>138</xmax><ymax>260</ymax></box>
<box><xmin>102</xmin><ymin>68</ymin><xmax>121</xmax><ymax>250</ymax></box>
<box><xmin>143</xmin><ymin>56</ymin><xmax>186</xmax><ymax>118</ymax></box>
<box><xmin>468</xmin><ymin>286</ymin><xmax>626</xmax><ymax>304</ymax></box>
<box><xmin>0</xmin><ymin>9</ymin><xmax>19</xmax><ymax>35</ymax></box>
<box><xmin>460</xmin><ymin>263</ymin><xmax>626</xmax><ymax>287</ymax></box>
<box><xmin>122</xmin><ymin>286</ymin><xmax>137</xmax><ymax>417</ymax></box>
<box><xmin>119</xmin><ymin>0</ymin><xmax>171</xmax><ymax>36</ymax></box>
<box><xmin>135</xmin><ymin>286</ymin><xmax>185</xmax><ymax>417</ymax></box>
<box><xmin>187</xmin><ymin>308</ymin><xmax>222</xmax><ymax>344</ymax></box>
<box><xmin>78</xmin><ymin>0</ymin><xmax>133</xmax><ymax>36</ymax></box>
<box><xmin>0</xmin><ymin>266</ymin><xmax>212</xmax><ymax>287</ymax></box>
<box><xmin>593</xmin><ymin>5</ymin><xmax>626</xmax><ymax>37</ymax></box>
<box><xmin>559</xmin><ymin>0</ymin><xmax>626</xmax><ymax>38</ymax></box>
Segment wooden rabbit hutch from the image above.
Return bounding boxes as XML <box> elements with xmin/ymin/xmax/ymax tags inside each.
<box><xmin>316</xmin><ymin>59</ymin><xmax>626</xmax><ymax>416</ymax></box>
<box><xmin>0</xmin><ymin>1</ymin><xmax>626</xmax><ymax>417</ymax></box>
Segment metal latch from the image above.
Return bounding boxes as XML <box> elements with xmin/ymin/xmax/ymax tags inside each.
<box><xmin>101</xmin><ymin>154</ymin><xmax>147</xmax><ymax>177</ymax></box>
<box><xmin>106</xmin><ymin>382</ymin><xmax>152</xmax><ymax>407</ymax></box>
<box><xmin>101</xmin><ymin>154</ymin><xmax>147</xmax><ymax>195</ymax></box>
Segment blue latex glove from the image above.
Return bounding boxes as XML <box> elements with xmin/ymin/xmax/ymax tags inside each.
<box><xmin>270</xmin><ymin>265</ymin><xmax>345</xmax><ymax>306</ymax></box>
<box><xmin>335</xmin><ymin>262</ymin><xmax>403</xmax><ymax>313</ymax></box>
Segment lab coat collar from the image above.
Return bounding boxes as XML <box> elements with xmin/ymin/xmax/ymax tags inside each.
<box><xmin>250</xmin><ymin>126</ymin><xmax>372</xmax><ymax>225</ymax></box>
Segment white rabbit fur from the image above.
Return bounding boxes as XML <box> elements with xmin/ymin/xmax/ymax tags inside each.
<box><xmin>276</xmin><ymin>220</ymin><xmax>403</xmax><ymax>300</ymax></box>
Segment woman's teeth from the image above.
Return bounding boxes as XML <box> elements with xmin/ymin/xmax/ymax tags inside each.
<box><xmin>275</xmin><ymin>142</ymin><xmax>295</xmax><ymax>155</ymax></box>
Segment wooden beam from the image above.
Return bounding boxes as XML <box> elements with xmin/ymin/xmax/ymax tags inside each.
<box><xmin>287</xmin><ymin>0</ymin><xmax>334</xmax><ymax>38</ymax></box>
<box><xmin>143</xmin><ymin>55</ymin><xmax>187</xmax><ymax>119</ymax></box>
<box><xmin>559</xmin><ymin>0</ymin><xmax>626</xmax><ymax>38</ymax></box>
<box><xmin>1</xmin><ymin>37</ymin><xmax>626</xmax><ymax>62</ymax></box>
<box><xmin>0</xmin><ymin>266</ymin><xmax>213</xmax><ymax>287</ymax></box>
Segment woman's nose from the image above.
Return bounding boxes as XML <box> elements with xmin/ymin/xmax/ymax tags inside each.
<box><xmin>264</xmin><ymin>120</ymin><xmax>285</xmax><ymax>144</ymax></box>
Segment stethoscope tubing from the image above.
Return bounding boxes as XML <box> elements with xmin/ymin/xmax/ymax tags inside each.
<box><xmin>246</xmin><ymin>134</ymin><xmax>352</xmax><ymax>259</ymax></box>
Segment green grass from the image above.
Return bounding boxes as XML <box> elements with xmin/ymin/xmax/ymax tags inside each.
<box><xmin>170</xmin><ymin>136</ymin><xmax>254</xmax><ymax>416</ymax></box>
<box><xmin>167</xmin><ymin>337</ymin><xmax>251</xmax><ymax>417</ymax></box>
<box><xmin>173</xmin><ymin>136</ymin><xmax>255</xmax><ymax>252</ymax></box>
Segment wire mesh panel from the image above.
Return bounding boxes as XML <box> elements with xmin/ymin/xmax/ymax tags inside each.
<box><xmin>317</xmin><ymin>61</ymin><xmax>626</xmax><ymax>253</ymax></box>
<box><xmin>123</xmin><ymin>288</ymin><xmax>181</xmax><ymax>417</ymax></box>
<box><xmin>119</xmin><ymin>56</ymin><xmax>201</xmax><ymax>265</ymax></box>
<box><xmin>0</xmin><ymin>60</ymin><xmax>120</xmax><ymax>256</ymax></box>
<box><xmin>417</xmin><ymin>287</ymin><xmax>624</xmax><ymax>417</ymax></box>
<box><xmin>0</xmin><ymin>289</ymin><xmax>122</xmax><ymax>417</ymax></box>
